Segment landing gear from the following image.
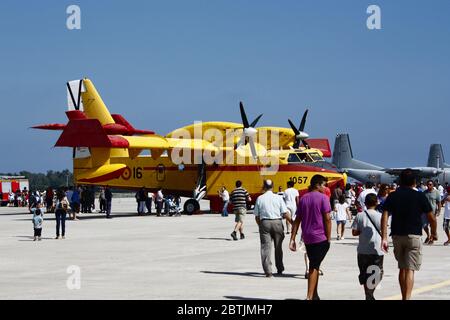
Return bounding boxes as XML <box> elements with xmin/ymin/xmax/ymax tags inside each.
<box><xmin>183</xmin><ymin>162</ymin><xmax>206</xmax><ymax>215</ymax></box>
<box><xmin>184</xmin><ymin>199</ymin><xmax>200</xmax><ymax>215</ymax></box>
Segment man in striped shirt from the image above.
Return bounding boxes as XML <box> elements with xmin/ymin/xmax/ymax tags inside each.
<box><xmin>230</xmin><ymin>180</ymin><xmax>251</xmax><ymax>241</ymax></box>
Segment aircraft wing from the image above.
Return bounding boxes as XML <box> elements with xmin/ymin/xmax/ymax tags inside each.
<box><xmin>256</xmin><ymin>127</ymin><xmax>332</xmax><ymax>156</ymax></box>
<box><xmin>165</xmin><ymin>138</ymin><xmax>218</xmax><ymax>152</ymax></box>
<box><xmin>124</xmin><ymin>135</ymin><xmax>170</xmax><ymax>149</ymax></box>
<box><xmin>257</xmin><ymin>127</ymin><xmax>294</xmax><ymax>149</ymax></box>
<box><xmin>124</xmin><ymin>136</ymin><xmax>219</xmax><ymax>152</ymax></box>
<box><xmin>122</xmin><ymin>136</ymin><xmax>219</xmax><ymax>159</ymax></box>
<box><xmin>383</xmin><ymin>167</ymin><xmax>443</xmax><ymax>177</ymax></box>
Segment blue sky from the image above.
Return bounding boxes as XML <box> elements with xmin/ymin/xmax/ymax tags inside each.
<box><xmin>0</xmin><ymin>0</ymin><xmax>449</xmax><ymax>172</ymax></box>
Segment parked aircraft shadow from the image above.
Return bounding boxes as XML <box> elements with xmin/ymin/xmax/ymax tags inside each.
<box><xmin>15</xmin><ymin>235</ymin><xmax>54</xmax><ymax>241</ymax></box>
<box><xmin>14</xmin><ymin>218</ymin><xmax>58</xmax><ymax>222</ymax></box>
<box><xmin>76</xmin><ymin>214</ymin><xmax>141</xmax><ymax>220</ymax></box>
<box><xmin>0</xmin><ymin>212</ymin><xmax>31</xmax><ymax>216</ymax></box>
<box><xmin>201</xmin><ymin>270</ymin><xmax>302</xmax><ymax>279</ymax></box>
<box><xmin>335</xmin><ymin>242</ymin><xmax>358</xmax><ymax>247</ymax></box>
<box><xmin>198</xmin><ymin>237</ymin><xmax>232</xmax><ymax>241</ymax></box>
<box><xmin>13</xmin><ymin>213</ymin><xmax>145</xmax><ymax>222</ymax></box>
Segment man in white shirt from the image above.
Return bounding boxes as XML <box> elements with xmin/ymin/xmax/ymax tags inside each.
<box><xmin>357</xmin><ymin>182</ymin><xmax>377</xmax><ymax>211</ymax></box>
<box><xmin>254</xmin><ymin>180</ymin><xmax>291</xmax><ymax>277</ymax></box>
<box><xmin>283</xmin><ymin>181</ymin><xmax>299</xmax><ymax>234</ymax></box>
<box><xmin>219</xmin><ymin>187</ymin><xmax>230</xmax><ymax>217</ymax></box>
<box><xmin>156</xmin><ymin>188</ymin><xmax>164</xmax><ymax>216</ymax></box>
<box><xmin>438</xmin><ymin>183</ymin><xmax>445</xmax><ymax>202</ymax></box>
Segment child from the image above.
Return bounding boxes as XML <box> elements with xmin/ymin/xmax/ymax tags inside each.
<box><xmin>335</xmin><ymin>195</ymin><xmax>350</xmax><ymax>240</ymax></box>
<box><xmin>32</xmin><ymin>203</ymin><xmax>44</xmax><ymax>241</ymax></box>
<box><xmin>351</xmin><ymin>193</ymin><xmax>384</xmax><ymax>300</ymax></box>
<box><xmin>444</xmin><ymin>195</ymin><xmax>450</xmax><ymax>246</ymax></box>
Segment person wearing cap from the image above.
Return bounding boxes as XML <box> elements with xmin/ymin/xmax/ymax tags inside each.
<box><xmin>254</xmin><ymin>179</ymin><xmax>292</xmax><ymax>277</ymax></box>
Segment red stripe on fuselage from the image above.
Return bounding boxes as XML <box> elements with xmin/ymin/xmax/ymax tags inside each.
<box><xmin>142</xmin><ymin>164</ymin><xmax>337</xmax><ymax>174</ymax></box>
<box><xmin>78</xmin><ymin>167</ymin><xmax>127</xmax><ymax>184</ymax></box>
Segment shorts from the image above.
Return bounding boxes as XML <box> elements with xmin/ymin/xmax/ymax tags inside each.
<box><xmin>336</xmin><ymin>220</ymin><xmax>346</xmax><ymax>226</ymax></box>
<box><xmin>421</xmin><ymin>213</ymin><xmax>429</xmax><ymax>228</ymax></box>
<box><xmin>234</xmin><ymin>207</ymin><xmax>247</xmax><ymax>223</ymax></box>
<box><xmin>444</xmin><ymin>219</ymin><xmax>450</xmax><ymax>232</ymax></box>
<box><xmin>34</xmin><ymin>228</ymin><xmax>42</xmax><ymax>237</ymax></box>
<box><xmin>357</xmin><ymin>254</ymin><xmax>384</xmax><ymax>286</ymax></box>
<box><xmin>392</xmin><ymin>235</ymin><xmax>422</xmax><ymax>271</ymax></box>
<box><xmin>305</xmin><ymin>240</ymin><xmax>330</xmax><ymax>270</ymax></box>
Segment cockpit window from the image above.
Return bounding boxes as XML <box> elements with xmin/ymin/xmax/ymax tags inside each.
<box><xmin>298</xmin><ymin>153</ymin><xmax>309</xmax><ymax>162</ymax></box>
<box><xmin>288</xmin><ymin>153</ymin><xmax>301</xmax><ymax>163</ymax></box>
<box><xmin>288</xmin><ymin>152</ymin><xmax>323</xmax><ymax>163</ymax></box>
<box><xmin>308</xmin><ymin>152</ymin><xmax>323</xmax><ymax>161</ymax></box>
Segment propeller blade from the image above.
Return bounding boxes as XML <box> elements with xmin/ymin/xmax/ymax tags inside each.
<box><xmin>235</xmin><ymin>134</ymin><xmax>246</xmax><ymax>150</ymax></box>
<box><xmin>288</xmin><ymin>119</ymin><xmax>300</xmax><ymax>135</ymax></box>
<box><xmin>299</xmin><ymin>109</ymin><xmax>309</xmax><ymax>132</ymax></box>
<box><xmin>293</xmin><ymin>140</ymin><xmax>300</xmax><ymax>149</ymax></box>
<box><xmin>239</xmin><ymin>102</ymin><xmax>250</xmax><ymax>128</ymax></box>
<box><xmin>250</xmin><ymin>114</ymin><xmax>263</xmax><ymax>128</ymax></box>
<box><xmin>248</xmin><ymin>136</ymin><xmax>258</xmax><ymax>160</ymax></box>
<box><xmin>302</xmin><ymin>139</ymin><xmax>310</xmax><ymax>149</ymax></box>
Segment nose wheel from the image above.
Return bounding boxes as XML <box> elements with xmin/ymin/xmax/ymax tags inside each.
<box><xmin>184</xmin><ymin>199</ymin><xmax>200</xmax><ymax>215</ymax></box>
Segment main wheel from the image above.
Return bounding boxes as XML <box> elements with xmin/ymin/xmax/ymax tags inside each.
<box><xmin>184</xmin><ymin>199</ymin><xmax>200</xmax><ymax>215</ymax></box>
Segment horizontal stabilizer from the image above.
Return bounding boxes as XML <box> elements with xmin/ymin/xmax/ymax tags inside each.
<box><xmin>32</xmin><ymin>124</ymin><xmax>66</xmax><ymax>130</ymax></box>
<box><xmin>55</xmin><ymin>119</ymin><xmax>129</xmax><ymax>148</ymax></box>
<box><xmin>112</xmin><ymin>114</ymin><xmax>155</xmax><ymax>135</ymax></box>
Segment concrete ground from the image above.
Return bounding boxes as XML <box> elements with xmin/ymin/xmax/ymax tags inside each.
<box><xmin>1</xmin><ymin>197</ymin><xmax>449</xmax><ymax>300</ymax></box>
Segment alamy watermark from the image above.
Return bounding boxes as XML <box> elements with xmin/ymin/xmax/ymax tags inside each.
<box><xmin>66</xmin><ymin>5</ymin><xmax>81</xmax><ymax>30</ymax></box>
<box><xmin>366</xmin><ymin>265</ymin><xmax>383</xmax><ymax>290</ymax></box>
<box><xmin>367</xmin><ymin>5</ymin><xmax>382</xmax><ymax>30</ymax></box>
<box><xmin>66</xmin><ymin>265</ymin><xmax>81</xmax><ymax>290</ymax></box>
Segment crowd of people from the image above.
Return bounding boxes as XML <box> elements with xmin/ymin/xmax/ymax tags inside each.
<box><xmin>223</xmin><ymin>171</ymin><xmax>450</xmax><ymax>300</ymax></box>
<box><xmin>15</xmin><ymin>174</ymin><xmax>450</xmax><ymax>299</ymax></box>
<box><xmin>3</xmin><ymin>187</ymin><xmax>33</xmax><ymax>207</ymax></box>
<box><xmin>134</xmin><ymin>187</ymin><xmax>182</xmax><ymax>216</ymax></box>
<box><xmin>29</xmin><ymin>185</ymin><xmax>114</xmax><ymax>241</ymax></box>
<box><xmin>27</xmin><ymin>184</ymin><xmax>188</xmax><ymax>242</ymax></box>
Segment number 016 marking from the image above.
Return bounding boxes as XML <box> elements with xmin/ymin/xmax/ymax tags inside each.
<box><xmin>133</xmin><ymin>167</ymin><xmax>143</xmax><ymax>179</ymax></box>
<box><xmin>289</xmin><ymin>176</ymin><xmax>308</xmax><ymax>184</ymax></box>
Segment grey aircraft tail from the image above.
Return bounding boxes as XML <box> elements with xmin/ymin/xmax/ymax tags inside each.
<box><xmin>427</xmin><ymin>144</ymin><xmax>450</xmax><ymax>169</ymax></box>
<box><xmin>332</xmin><ymin>133</ymin><xmax>383</xmax><ymax>170</ymax></box>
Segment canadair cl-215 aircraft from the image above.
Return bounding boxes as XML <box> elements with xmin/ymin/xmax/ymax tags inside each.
<box><xmin>34</xmin><ymin>78</ymin><xmax>346</xmax><ymax>214</ymax></box>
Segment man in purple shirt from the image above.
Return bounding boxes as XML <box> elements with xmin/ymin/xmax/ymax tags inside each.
<box><xmin>289</xmin><ymin>175</ymin><xmax>332</xmax><ymax>300</ymax></box>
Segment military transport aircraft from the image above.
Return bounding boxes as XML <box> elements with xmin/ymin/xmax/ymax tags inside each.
<box><xmin>332</xmin><ymin>133</ymin><xmax>449</xmax><ymax>185</ymax></box>
<box><xmin>34</xmin><ymin>78</ymin><xmax>345</xmax><ymax>214</ymax></box>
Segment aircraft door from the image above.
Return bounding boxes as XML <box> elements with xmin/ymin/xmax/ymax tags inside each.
<box><xmin>156</xmin><ymin>164</ymin><xmax>165</xmax><ymax>182</ymax></box>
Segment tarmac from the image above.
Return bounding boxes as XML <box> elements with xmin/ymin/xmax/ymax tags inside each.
<box><xmin>1</xmin><ymin>197</ymin><xmax>449</xmax><ymax>300</ymax></box>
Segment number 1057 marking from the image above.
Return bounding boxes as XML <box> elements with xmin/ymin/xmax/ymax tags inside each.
<box><xmin>289</xmin><ymin>176</ymin><xmax>308</xmax><ymax>184</ymax></box>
